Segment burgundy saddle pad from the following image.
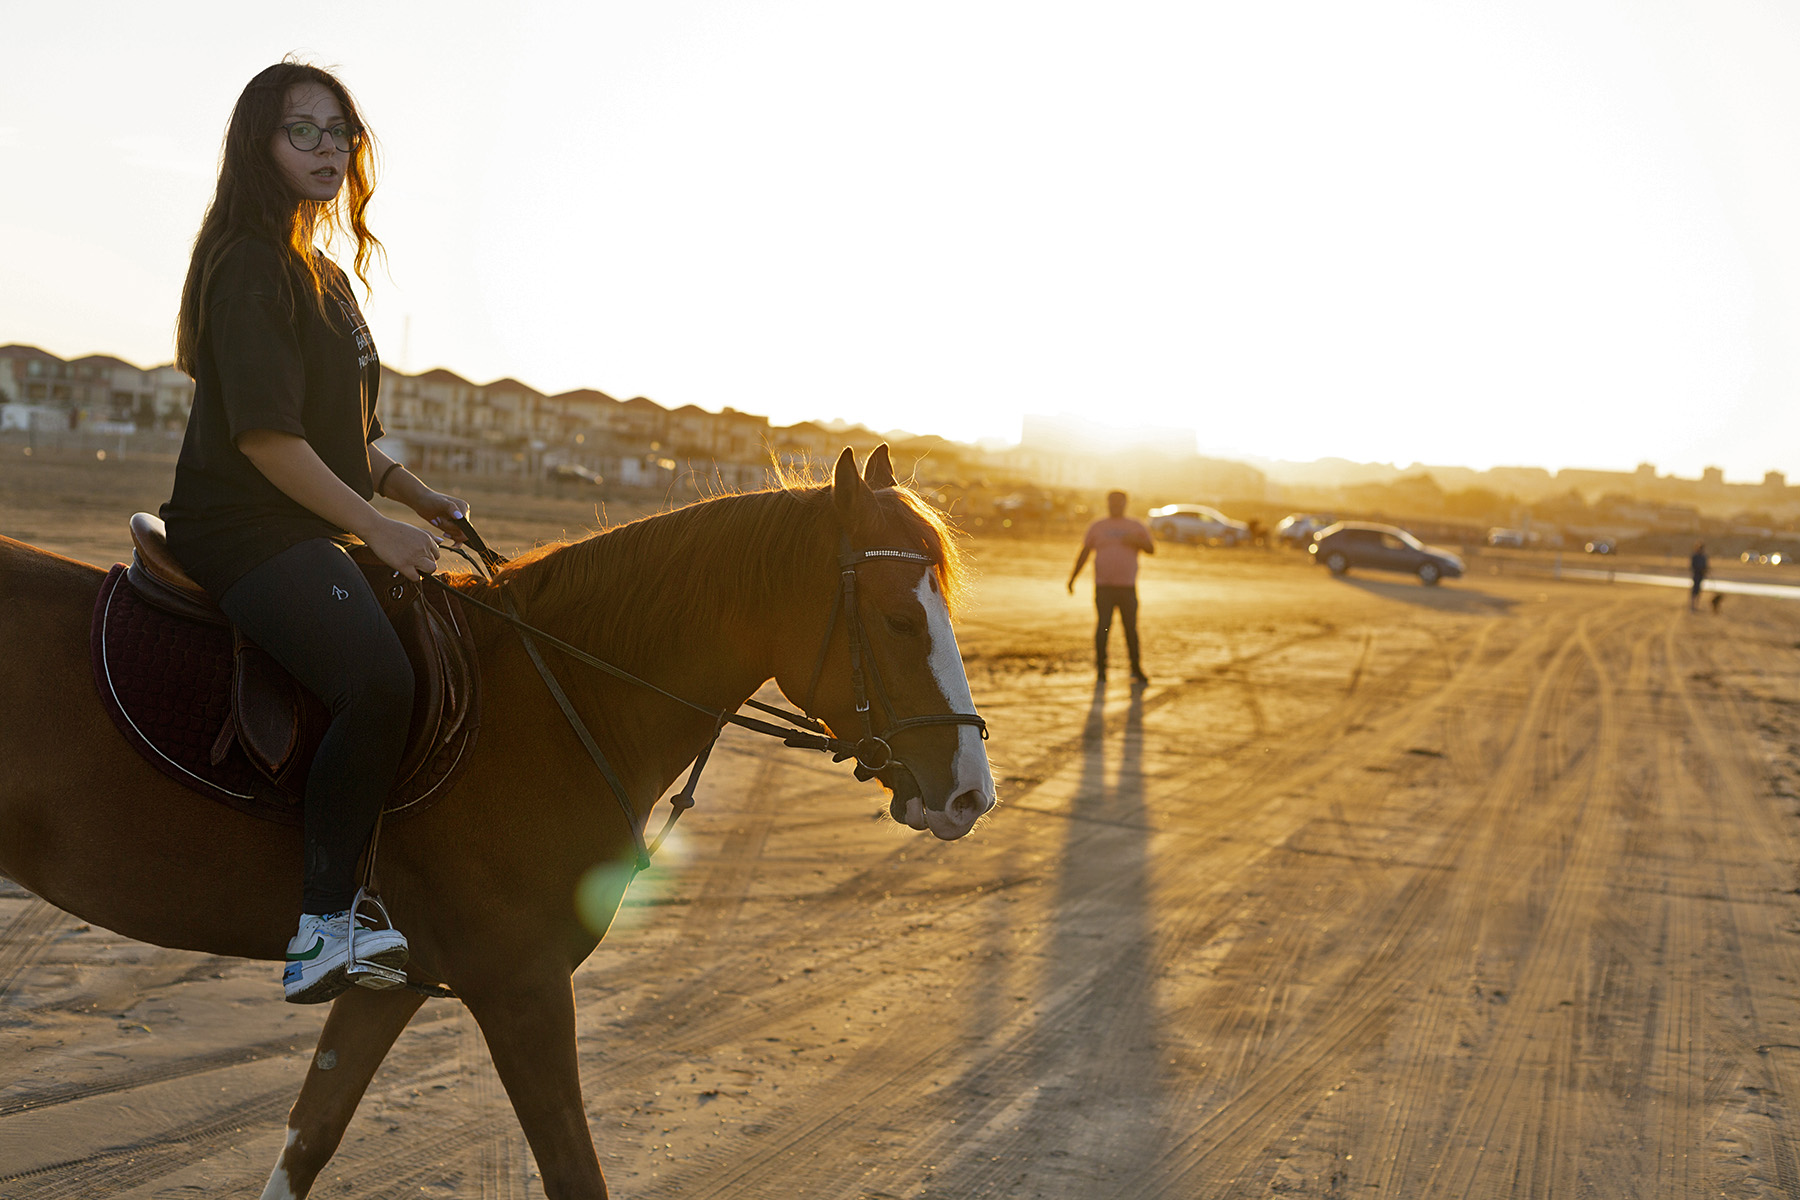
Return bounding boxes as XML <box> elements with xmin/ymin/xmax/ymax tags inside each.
<box><xmin>89</xmin><ymin>564</ymin><xmax>480</xmax><ymax>824</ymax></box>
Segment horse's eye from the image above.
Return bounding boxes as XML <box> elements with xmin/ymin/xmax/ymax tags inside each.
<box><xmin>885</xmin><ymin>614</ymin><xmax>920</xmax><ymax>637</ymax></box>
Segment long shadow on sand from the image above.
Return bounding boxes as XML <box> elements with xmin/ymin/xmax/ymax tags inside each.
<box><xmin>1027</xmin><ymin>682</ymin><xmax>1173</xmax><ymax>1189</ymax></box>
<box><xmin>918</xmin><ymin>681</ymin><xmax>1173</xmax><ymax>1197</ymax></box>
<box><xmin>1332</xmin><ymin>574</ymin><xmax>1519</xmax><ymax>614</ymax></box>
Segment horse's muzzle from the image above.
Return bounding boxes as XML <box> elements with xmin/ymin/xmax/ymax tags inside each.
<box><xmin>886</xmin><ymin>772</ymin><xmax>991</xmax><ymax>839</ymax></box>
<box><xmin>924</xmin><ymin>788</ymin><xmax>991</xmax><ymax>839</ymax></box>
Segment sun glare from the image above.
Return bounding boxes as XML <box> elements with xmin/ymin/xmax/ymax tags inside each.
<box><xmin>3</xmin><ymin>2</ymin><xmax>1798</xmax><ymax>477</ymax></box>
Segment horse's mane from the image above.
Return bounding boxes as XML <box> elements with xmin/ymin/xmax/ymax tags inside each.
<box><xmin>461</xmin><ymin>481</ymin><xmax>965</xmax><ymax>670</ymax></box>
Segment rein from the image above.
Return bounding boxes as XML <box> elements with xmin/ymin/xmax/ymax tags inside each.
<box><xmin>425</xmin><ymin>516</ymin><xmax>986</xmax><ymax>872</ymax></box>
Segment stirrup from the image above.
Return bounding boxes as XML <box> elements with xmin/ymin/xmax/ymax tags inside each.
<box><xmin>344</xmin><ymin>887</ymin><xmax>407</xmax><ymax>990</ymax></box>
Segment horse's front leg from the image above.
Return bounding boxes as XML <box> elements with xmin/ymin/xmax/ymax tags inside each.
<box><xmin>464</xmin><ymin>970</ymin><xmax>609</xmax><ymax>1199</ymax></box>
<box><xmin>261</xmin><ymin>985</ymin><xmax>427</xmax><ymax>1200</ymax></box>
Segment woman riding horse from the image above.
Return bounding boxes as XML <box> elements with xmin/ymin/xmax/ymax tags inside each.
<box><xmin>161</xmin><ymin>60</ymin><xmax>466</xmax><ymax>1003</ymax></box>
<box><xmin>0</xmin><ymin>59</ymin><xmax>999</xmax><ymax>1200</ymax></box>
<box><xmin>3</xmin><ymin>443</ymin><xmax>995</xmax><ymax>1198</ymax></box>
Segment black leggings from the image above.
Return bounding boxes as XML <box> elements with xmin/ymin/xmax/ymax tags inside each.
<box><xmin>1094</xmin><ymin>585</ymin><xmax>1143</xmax><ymax>671</ymax></box>
<box><xmin>220</xmin><ymin>539</ymin><xmax>414</xmax><ymax>914</ymax></box>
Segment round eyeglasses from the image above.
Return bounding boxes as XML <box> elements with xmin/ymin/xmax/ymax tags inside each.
<box><xmin>280</xmin><ymin>121</ymin><xmax>359</xmax><ymax>153</ymax></box>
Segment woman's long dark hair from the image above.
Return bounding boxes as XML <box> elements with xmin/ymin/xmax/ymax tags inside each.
<box><xmin>174</xmin><ymin>60</ymin><xmax>382</xmax><ymax>374</ymax></box>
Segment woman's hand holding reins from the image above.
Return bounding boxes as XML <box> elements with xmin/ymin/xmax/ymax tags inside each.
<box><xmin>238</xmin><ymin>432</ymin><xmax>447</xmax><ymax>581</ymax></box>
<box><xmin>237</xmin><ymin>434</ymin><xmax>468</xmax><ymax>580</ymax></box>
<box><xmin>364</xmin><ymin>516</ymin><xmax>444</xmax><ymax>582</ymax></box>
<box><xmin>368</xmin><ymin>447</ymin><xmax>470</xmax><ymax>546</ymax></box>
<box><xmin>409</xmin><ymin>490</ymin><xmax>472</xmax><ymax>545</ymax></box>
<box><xmin>364</xmin><ymin>446</ymin><xmax>469</xmax><ymax>566</ymax></box>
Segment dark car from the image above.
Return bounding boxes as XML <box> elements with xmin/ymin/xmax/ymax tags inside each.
<box><xmin>1308</xmin><ymin>521</ymin><xmax>1465</xmax><ymax>585</ymax></box>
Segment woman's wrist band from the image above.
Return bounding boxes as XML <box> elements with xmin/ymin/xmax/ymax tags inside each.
<box><xmin>377</xmin><ymin>462</ymin><xmax>404</xmax><ymax>498</ymax></box>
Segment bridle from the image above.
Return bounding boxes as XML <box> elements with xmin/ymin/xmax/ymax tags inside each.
<box><xmin>799</xmin><ymin>538</ymin><xmax>989</xmax><ymax>798</ymax></box>
<box><xmin>426</xmin><ymin>518</ymin><xmax>987</xmax><ymax>872</ymax></box>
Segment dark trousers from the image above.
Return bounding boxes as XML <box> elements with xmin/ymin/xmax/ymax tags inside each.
<box><xmin>1094</xmin><ymin>585</ymin><xmax>1143</xmax><ymax>672</ymax></box>
<box><xmin>219</xmin><ymin>539</ymin><xmax>414</xmax><ymax>914</ymax></box>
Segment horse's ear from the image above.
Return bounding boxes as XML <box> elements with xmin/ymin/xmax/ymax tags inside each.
<box><xmin>863</xmin><ymin>443</ymin><xmax>896</xmax><ymax>490</ymax></box>
<box><xmin>832</xmin><ymin>446</ymin><xmax>867</xmax><ymax>522</ymax></box>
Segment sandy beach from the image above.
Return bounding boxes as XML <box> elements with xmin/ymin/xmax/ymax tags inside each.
<box><xmin>4</xmin><ymin>450</ymin><xmax>1800</xmax><ymax>1198</ymax></box>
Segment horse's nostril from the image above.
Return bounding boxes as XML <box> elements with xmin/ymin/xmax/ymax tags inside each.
<box><xmin>948</xmin><ymin>790</ymin><xmax>986</xmax><ymax>826</ymax></box>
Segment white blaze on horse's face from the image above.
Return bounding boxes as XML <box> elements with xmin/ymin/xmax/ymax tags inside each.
<box><xmin>909</xmin><ymin>573</ymin><xmax>995</xmax><ymax>839</ymax></box>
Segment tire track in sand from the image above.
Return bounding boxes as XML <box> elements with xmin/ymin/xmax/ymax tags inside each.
<box><xmin>1137</xmin><ymin>606</ymin><xmax>1596</xmax><ymax>1198</ymax></box>
<box><xmin>0</xmin><ymin>899</ymin><xmax>73</xmax><ymax>1003</ymax></box>
<box><xmin>0</xmin><ymin>1033</ymin><xmax>308</xmax><ymax>1117</ymax></box>
<box><xmin>807</xmin><ymin>605</ymin><xmax>1562</xmax><ymax>1200</ymax></box>
<box><xmin>1660</xmin><ymin>613</ymin><xmax>1800</xmax><ymax>1197</ymax></box>
<box><xmin>1353</xmin><ymin>605</ymin><xmax>1630</xmax><ymax>1197</ymax></box>
<box><xmin>0</xmin><ymin>1087</ymin><xmax>295</xmax><ymax>1199</ymax></box>
<box><xmin>1418</xmin><ymin>610</ymin><xmax>1626</xmax><ymax>1198</ymax></box>
<box><xmin>746</xmin><ymin>605</ymin><xmax>1573</xmax><ymax>1199</ymax></box>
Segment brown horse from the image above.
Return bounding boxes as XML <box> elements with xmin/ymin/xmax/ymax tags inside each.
<box><xmin>0</xmin><ymin>445</ymin><xmax>995</xmax><ymax>1199</ymax></box>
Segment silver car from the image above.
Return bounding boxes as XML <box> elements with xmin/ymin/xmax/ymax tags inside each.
<box><xmin>1274</xmin><ymin>513</ymin><xmax>1333</xmax><ymax>548</ymax></box>
<box><xmin>1148</xmin><ymin>504</ymin><xmax>1250</xmax><ymax>546</ymax></box>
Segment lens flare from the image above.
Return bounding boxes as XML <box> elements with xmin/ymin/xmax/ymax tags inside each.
<box><xmin>573</xmin><ymin>860</ymin><xmax>635</xmax><ymax>937</ymax></box>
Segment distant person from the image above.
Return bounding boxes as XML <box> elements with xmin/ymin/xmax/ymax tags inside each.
<box><xmin>1068</xmin><ymin>491</ymin><xmax>1154</xmax><ymax>684</ymax></box>
<box><xmin>1690</xmin><ymin>542</ymin><xmax>1708</xmax><ymax>612</ymax></box>
<box><xmin>159</xmin><ymin>62</ymin><xmax>470</xmax><ymax>1004</ymax></box>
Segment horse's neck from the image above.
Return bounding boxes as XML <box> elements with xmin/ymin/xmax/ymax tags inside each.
<box><xmin>497</xmin><ymin>500</ymin><xmax>821</xmax><ymax>798</ymax></box>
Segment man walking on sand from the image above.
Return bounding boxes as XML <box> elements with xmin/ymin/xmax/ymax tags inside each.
<box><xmin>1069</xmin><ymin>490</ymin><xmax>1154</xmax><ymax>684</ymax></box>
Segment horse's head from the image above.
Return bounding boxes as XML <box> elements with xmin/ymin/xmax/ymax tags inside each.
<box><xmin>778</xmin><ymin>446</ymin><xmax>996</xmax><ymax>839</ymax></box>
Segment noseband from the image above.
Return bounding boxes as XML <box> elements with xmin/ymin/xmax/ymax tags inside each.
<box><xmin>427</xmin><ymin>520</ymin><xmax>988</xmax><ymax>871</ymax></box>
<box><xmin>800</xmin><ymin>540</ymin><xmax>989</xmax><ymax>794</ymax></box>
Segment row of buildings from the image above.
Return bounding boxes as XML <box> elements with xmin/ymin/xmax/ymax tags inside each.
<box><xmin>0</xmin><ymin>344</ymin><xmax>1265</xmax><ymax>509</ymax></box>
<box><xmin>0</xmin><ymin>344</ymin><xmax>918</xmax><ymax>489</ymax></box>
<box><xmin>10</xmin><ymin>342</ymin><xmax>1792</xmax><ymax>536</ymax></box>
<box><xmin>0</xmin><ymin>344</ymin><xmax>193</xmax><ymax>434</ymax></box>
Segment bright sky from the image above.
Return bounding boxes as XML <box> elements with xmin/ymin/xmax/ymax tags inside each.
<box><xmin>6</xmin><ymin>1</ymin><xmax>1800</xmax><ymax>479</ymax></box>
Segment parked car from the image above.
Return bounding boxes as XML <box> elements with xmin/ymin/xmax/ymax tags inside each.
<box><xmin>1274</xmin><ymin>513</ymin><xmax>1334</xmax><ymax>548</ymax></box>
<box><xmin>1308</xmin><ymin>521</ymin><xmax>1465</xmax><ymax>585</ymax></box>
<box><xmin>548</xmin><ymin>463</ymin><xmax>604</xmax><ymax>486</ymax></box>
<box><xmin>1148</xmin><ymin>504</ymin><xmax>1250</xmax><ymax>546</ymax></box>
<box><xmin>1487</xmin><ymin>527</ymin><xmax>1525</xmax><ymax>548</ymax></box>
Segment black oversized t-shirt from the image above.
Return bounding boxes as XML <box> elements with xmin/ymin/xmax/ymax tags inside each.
<box><xmin>161</xmin><ymin>238</ymin><xmax>383</xmax><ymax>599</ymax></box>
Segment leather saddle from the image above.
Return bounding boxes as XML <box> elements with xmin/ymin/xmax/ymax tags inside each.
<box><xmin>94</xmin><ymin>513</ymin><xmax>481</xmax><ymax>820</ymax></box>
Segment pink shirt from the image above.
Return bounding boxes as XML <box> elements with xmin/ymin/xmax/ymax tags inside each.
<box><xmin>1083</xmin><ymin>517</ymin><xmax>1154</xmax><ymax>587</ymax></box>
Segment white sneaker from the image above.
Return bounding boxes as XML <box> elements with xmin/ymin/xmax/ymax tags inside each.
<box><xmin>282</xmin><ymin>910</ymin><xmax>409</xmax><ymax>1004</ymax></box>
